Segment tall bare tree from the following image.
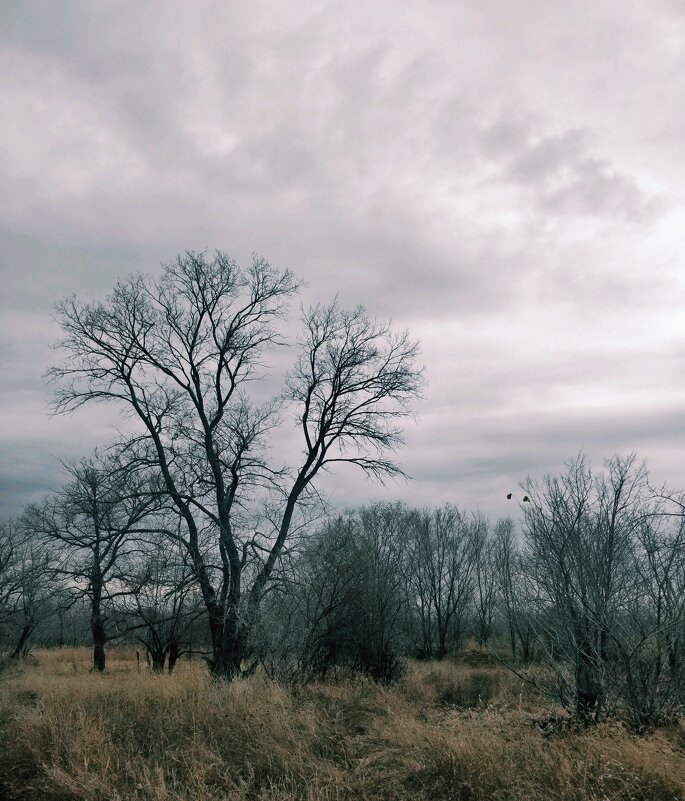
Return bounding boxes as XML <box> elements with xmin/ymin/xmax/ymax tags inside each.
<box><xmin>521</xmin><ymin>453</ymin><xmax>648</xmax><ymax>722</ymax></box>
<box><xmin>407</xmin><ymin>504</ymin><xmax>475</xmax><ymax>659</ymax></box>
<box><xmin>472</xmin><ymin>514</ymin><xmax>498</xmax><ymax>647</ymax></box>
<box><xmin>493</xmin><ymin>518</ymin><xmax>535</xmax><ymax>663</ymax></box>
<box><xmin>50</xmin><ymin>251</ymin><xmax>423</xmax><ymax>678</ymax></box>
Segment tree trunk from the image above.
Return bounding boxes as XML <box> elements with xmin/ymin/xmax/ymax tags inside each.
<box><xmin>575</xmin><ymin>644</ymin><xmax>601</xmax><ymax>723</ymax></box>
<box><xmin>520</xmin><ymin>629</ymin><xmax>533</xmax><ymax>664</ymax></box>
<box><xmin>189</xmin><ymin>542</ymin><xmax>244</xmax><ymax>679</ymax></box>
<box><xmin>11</xmin><ymin>622</ymin><xmax>34</xmax><ymax>660</ymax></box>
<box><xmin>91</xmin><ymin>586</ymin><xmax>106</xmax><ymax>672</ymax></box>
<box><xmin>150</xmin><ymin>650</ymin><xmax>166</xmax><ymax>673</ymax></box>
<box><xmin>437</xmin><ymin>628</ymin><xmax>447</xmax><ymax>660</ymax></box>
<box><xmin>507</xmin><ymin>614</ymin><xmax>517</xmax><ymax>662</ymax></box>
<box><xmin>168</xmin><ymin>640</ymin><xmax>180</xmax><ymax>674</ymax></box>
<box><xmin>209</xmin><ymin>560</ymin><xmax>247</xmax><ymax>680</ymax></box>
<box><xmin>92</xmin><ymin>620</ymin><xmax>106</xmax><ymax>671</ymax></box>
<box><xmin>211</xmin><ymin>618</ymin><xmax>246</xmax><ymax>679</ymax></box>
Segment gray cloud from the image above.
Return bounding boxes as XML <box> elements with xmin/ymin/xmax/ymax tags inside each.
<box><xmin>1</xmin><ymin>0</ymin><xmax>685</xmax><ymax>517</ymax></box>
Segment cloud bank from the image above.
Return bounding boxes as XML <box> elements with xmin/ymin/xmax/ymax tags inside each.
<box><xmin>1</xmin><ymin>0</ymin><xmax>684</xmax><ymax>518</ymax></box>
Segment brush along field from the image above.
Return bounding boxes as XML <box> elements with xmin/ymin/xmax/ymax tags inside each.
<box><xmin>0</xmin><ymin>649</ymin><xmax>684</xmax><ymax>801</ymax></box>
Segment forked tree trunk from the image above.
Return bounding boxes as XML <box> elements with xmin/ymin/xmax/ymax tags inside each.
<box><xmin>203</xmin><ymin>560</ymin><xmax>250</xmax><ymax>680</ymax></box>
<box><xmin>150</xmin><ymin>650</ymin><xmax>166</xmax><ymax>673</ymax></box>
<box><xmin>211</xmin><ymin>618</ymin><xmax>247</xmax><ymax>679</ymax></box>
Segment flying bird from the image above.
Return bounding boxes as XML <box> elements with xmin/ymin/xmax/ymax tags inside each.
<box><xmin>507</xmin><ymin>492</ymin><xmax>530</xmax><ymax>502</ymax></box>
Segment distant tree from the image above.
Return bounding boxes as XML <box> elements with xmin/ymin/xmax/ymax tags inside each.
<box><xmin>50</xmin><ymin>251</ymin><xmax>423</xmax><ymax>678</ymax></box>
<box><xmin>118</xmin><ymin>535</ymin><xmax>204</xmax><ymax>673</ymax></box>
<box><xmin>406</xmin><ymin>504</ymin><xmax>475</xmax><ymax>659</ymax></box>
<box><xmin>355</xmin><ymin>503</ymin><xmax>411</xmax><ymax>681</ymax></box>
<box><xmin>261</xmin><ymin>503</ymin><xmax>410</xmax><ymax>683</ymax></box>
<box><xmin>8</xmin><ymin>526</ymin><xmax>58</xmax><ymax>659</ymax></box>
<box><xmin>0</xmin><ymin>521</ymin><xmax>26</xmax><ymax>658</ymax></box>
<box><xmin>0</xmin><ymin>521</ymin><xmax>20</xmax><ymax>655</ymax></box>
<box><xmin>267</xmin><ymin>516</ymin><xmax>365</xmax><ymax>682</ymax></box>
<box><xmin>27</xmin><ymin>454</ymin><xmax>158</xmax><ymax>671</ymax></box>
<box><xmin>521</xmin><ymin>454</ymin><xmax>646</xmax><ymax>722</ymax></box>
<box><xmin>0</xmin><ymin>519</ymin><xmax>59</xmax><ymax>660</ymax></box>
<box><xmin>493</xmin><ymin>518</ymin><xmax>535</xmax><ymax>663</ymax></box>
<box><xmin>615</xmin><ymin>504</ymin><xmax>685</xmax><ymax>730</ymax></box>
<box><xmin>471</xmin><ymin>514</ymin><xmax>498</xmax><ymax>647</ymax></box>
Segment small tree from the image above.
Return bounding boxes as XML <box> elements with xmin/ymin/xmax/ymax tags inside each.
<box><xmin>50</xmin><ymin>251</ymin><xmax>423</xmax><ymax>678</ymax></box>
<box><xmin>119</xmin><ymin>535</ymin><xmax>204</xmax><ymax>673</ymax></box>
<box><xmin>472</xmin><ymin>514</ymin><xmax>498</xmax><ymax>647</ymax></box>
<box><xmin>406</xmin><ymin>505</ymin><xmax>475</xmax><ymax>659</ymax></box>
<box><xmin>0</xmin><ymin>521</ymin><xmax>20</xmax><ymax>658</ymax></box>
<box><xmin>521</xmin><ymin>454</ymin><xmax>648</xmax><ymax>722</ymax></box>
<box><xmin>269</xmin><ymin>516</ymin><xmax>366</xmax><ymax>682</ymax></box>
<box><xmin>28</xmin><ymin>454</ymin><xmax>158</xmax><ymax>671</ymax></box>
<box><xmin>8</xmin><ymin>528</ymin><xmax>57</xmax><ymax>659</ymax></box>
<box><xmin>493</xmin><ymin>518</ymin><xmax>535</xmax><ymax>663</ymax></box>
<box><xmin>263</xmin><ymin>504</ymin><xmax>409</xmax><ymax>683</ymax></box>
<box><xmin>355</xmin><ymin>503</ymin><xmax>411</xmax><ymax>681</ymax></box>
<box><xmin>0</xmin><ymin>519</ymin><xmax>61</xmax><ymax>661</ymax></box>
<box><xmin>614</xmin><ymin>507</ymin><xmax>685</xmax><ymax>731</ymax></box>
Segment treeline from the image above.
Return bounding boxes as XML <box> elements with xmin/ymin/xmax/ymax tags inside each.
<box><xmin>1</xmin><ymin>250</ymin><xmax>684</xmax><ymax>735</ymax></box>
<box><xmin>197</xmin><ymin>451</ymin><xmax>685</xmax><ymax>733</ymax></box>
<box><xmin>2</xmin><ymin>452</ymin><xmax>685</xmax><ymax>732</ymax></box>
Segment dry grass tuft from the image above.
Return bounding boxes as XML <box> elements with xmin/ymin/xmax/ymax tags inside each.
<box><xmin>1</xmin><ymin>648</ymin><xmax>683</xmax><ymax>800</ymax></box>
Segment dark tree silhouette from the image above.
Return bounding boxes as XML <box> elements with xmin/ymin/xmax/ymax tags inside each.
<box><xmin>50</xmin><ymin>251</ymin><xmax>423</xmax><ymax>678</ymax></box>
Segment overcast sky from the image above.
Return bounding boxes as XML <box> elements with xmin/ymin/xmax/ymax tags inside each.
<box><xmin>1</xmin><ymin>0</ymin><xmax>685</xmax><ymax>520</ymax></box>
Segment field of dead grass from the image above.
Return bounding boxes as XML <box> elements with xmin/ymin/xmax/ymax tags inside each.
<box><xmin>0</xmin><ymin>648</ymin><xmax>684</xmax><ymax>800</ymax></box>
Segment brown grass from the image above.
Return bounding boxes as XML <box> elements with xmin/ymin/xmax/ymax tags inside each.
<box><xmin>0</xmin><ymin>648</ymin><xmax>683</xmax><ymax>800</ymax></box>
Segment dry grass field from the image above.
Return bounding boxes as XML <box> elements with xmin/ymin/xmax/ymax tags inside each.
<box><xmin>1</xmin><ymin>648</ymin><xmax>684</xmax><ymax>801</ymax></box>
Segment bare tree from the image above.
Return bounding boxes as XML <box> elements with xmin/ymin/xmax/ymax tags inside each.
<box><xmin>27</xmin><ymin>454</ymin><xmax>158</xmax><ymax>671</ymax></box>
<box><xmin>261</xmin><ymin>504</ymin><xmax>410</xmax><ymax>683</ymax></box>
<box><xmin>521</xmin><ymin>453</ymin><xmax>648</xmax><ymax>722</ymax></box>
<box><xmin>355</xmin><ymin>503</ymin><xmax>411</xmax><ymax>681</ymax></box>
<box><xmin>118</xmin><ymin>534</ymin><xmax>204</xmax><ymax>673</ymax></box>
<box><xmin>8</xmin><ymin>527</ymin><xmax>58</xmax><ymax>659</ymax></box>
<box><xmin>472</xmin><ymin>514</ymin><xmax>498</xmax><ymax>647</ymax></box>
<box><xmin>0</xmin><ymin>519</ymin><xmax>62</xmax><ymax>661</ymax></box>
<box><xmin>0</xmin><ymin>521</ymin><xmax>21</xmax><ymax>656</ymax></box>
<box><xmin>262</xmin><ymin>515</ymin><xmax>367</xmax><ymax>682</ymax></box>
<box><xmin>493</xmin><ymin>518</ymin><xmax>535</xmax><ymax>663</ymax></box>
<box><xmin>49</xmin><ymin>251</ymin><xmax>423</xmax><ymax>678</ymax></box>
<box><xmin>406</xmin><ymin>504</ymin><xmax>475</xmax><ymax>659</ymax></box>
<box><xmin>613</xmin><ymin>506</ymin><xmax>685</xmax><ymax>730</ymax></box>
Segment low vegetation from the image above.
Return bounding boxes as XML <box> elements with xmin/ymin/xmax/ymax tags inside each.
<box><xmin>1</xmin><ymin>648</ymin><xmax>684</xmax><ymax>801</ymax></box>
